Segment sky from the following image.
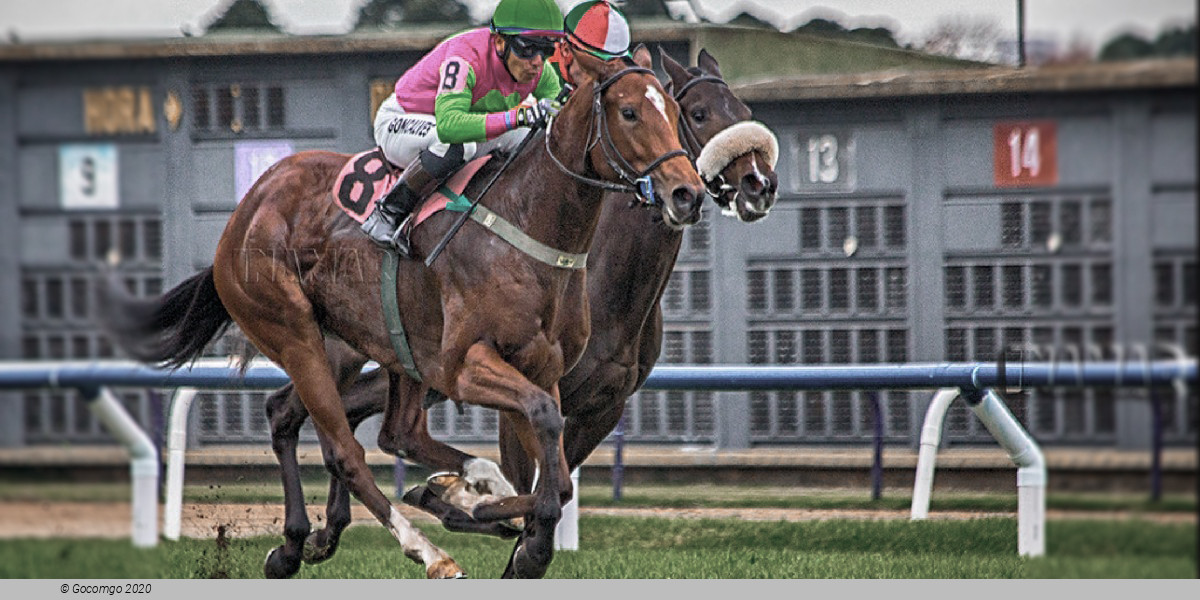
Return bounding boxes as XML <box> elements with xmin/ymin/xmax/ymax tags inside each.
<box><xmin>1</xmin><ymin>0</ymin><xmax>1195</xmax><ymax>50</ymax></box>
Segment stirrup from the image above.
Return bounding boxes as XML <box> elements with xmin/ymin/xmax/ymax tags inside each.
<box><xmin>389</xmin><ymin>214</ymin><xmax>415</xmax><ymax>259</ymax></box>
<box><xmin>362</xmin><ymin>209</ymin><xmax>400</xmax><ymax>247</ymax></box>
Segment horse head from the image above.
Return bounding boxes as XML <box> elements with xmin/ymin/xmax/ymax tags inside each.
<box><xmin>662</xmin><ymin>48</ymin><xmax>779</xmax><ymax>223</ymax></box>
<box><xmin>552</xmin><ymin>45</ymin><xmax>705</xmax><ymax>230</ymax></box>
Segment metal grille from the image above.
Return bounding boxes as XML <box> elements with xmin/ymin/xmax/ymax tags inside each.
<box><xmin>21</xmin><ymin>213</ymin><xmax>163</xmax><ymax>443</ymax></box>
<box><xmin>1152</xmin><ymin>250</ymin><xmax>1198</xmax><ymax>442</ymax></box>
<box><xmin>426</xmin><ymin>403</ymin><xmax>500</xmax><ymax>441</ymax></box>
<box><xmin>626</xmin><ymin>326</ymin><xmax>715</xmax><ymax>442</ymax></box>
<box><xmin>746</xmin><ymin>196</ymin><xmax>913</xmax><ymax>443</ymax></box>
<box><xmin>191</xmin><ymin>82</ymin><xmax>287</xmax><ymax>134</ymax></box>
<box><xmin>944</xmin><ymin>192</ymin><xmax>1117</xmax><ymax>443</ymax></box>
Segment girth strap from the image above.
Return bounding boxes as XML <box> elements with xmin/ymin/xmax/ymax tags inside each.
<box><xmin>380</xmin><ymin>248</ymin><xmax>422</xmax><ymax>382</ymax></box>
<box><xmin>468</xmin><ymin>204</ymin><xmax>588</xmax><ymax>270</ymax></box>
<box><xmin>436</xmin><ymin>185</ymin><xmax>588</xmax><ymax>270</ymax></box>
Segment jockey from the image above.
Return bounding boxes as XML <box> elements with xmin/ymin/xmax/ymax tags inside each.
<box><xmin>365</xmin><ymin>0</ymin><xmax>565</xmax><ymax>256</ymax></box>
<box><xmin>551</xmin><ymin>0</ymin><xmax>632</xmax><ymax>91</ymax></box>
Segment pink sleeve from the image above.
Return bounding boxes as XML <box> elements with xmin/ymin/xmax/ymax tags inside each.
<box><xmin>485</xmin><ymin>110</ymin><xmax>517</xmax><ymax>139</ymax></box>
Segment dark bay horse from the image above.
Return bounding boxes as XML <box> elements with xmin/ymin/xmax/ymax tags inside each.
<box><xmin>499</xmin><ymin>46</ymin><xmax>779</xmax><ymax>495</ymax></box>
<box><xmin>101</xmin><ymin>47</ymin><xmax>703</xmax><ymax>579</ymax></box>
<box><xmin>256</xmin><ymin>47</ymin><xmax>777</xmax><ymax>576</ymax></box>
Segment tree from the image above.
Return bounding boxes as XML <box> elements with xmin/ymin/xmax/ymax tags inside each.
<box><xmin>1042</xmin><ymin>34</ymin><xmax>1093</xmax><ymax>66</ymax></box>
<box><xmin>846</xmin><ymin>27</ymin><xmax>900</xmax><ymax>48</ymax></box>
<box><xmin>404</xmin><ymin>0</ymin><xmax>469</xmax><ymax>24</ymax></box>
<box><xmin>790</xmin><ymin>18</ymin><xmax>899</xmax><ymax>48</ymax></box>
<box><xmin>1153</xmin><ymin>23</ymin><xmax>1197</xmax><ymax>57</ymax></box>
<box><xmin>1098</xmin><ymin>33</ymin><xmax>1155</xmax><ymax>61</ymax></box>
<box><xmin>354</xmin><ymin>0</ymin><xmax>407</xmax><ymax>30</ymax></box>
<box><xmin>727</xmin><ymin>11</ymin><xmax>774</xmax><ymax>30</ymax></box>
<box><xmin>615</xmin><ymin>0</ymin><xmax>668</xmax><ymax>18</ymax></box>
<box><xmin>354</xmin><ymin>0</ymin><xmax>469</xmax><ymax>29</ymax></box>
<box><xmin>793</xmin><ymin>18</ymin><xmax>847</xmax><ymax>36</ymax></box>
<box><xmin>205</xmin><ymin>0</ymin><xmax>281</xmax><ymax>33</ymax></box>
<box><xmin>921</xmin><ymin>16</ymin><xmax>1002</xmax><ymax>62</ymax></box>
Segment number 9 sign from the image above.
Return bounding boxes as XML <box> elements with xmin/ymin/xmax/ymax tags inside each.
<box><xmin>59</xmin><ymin>143</ymin><xmax>119</xmax><ymax>209</ymax></box>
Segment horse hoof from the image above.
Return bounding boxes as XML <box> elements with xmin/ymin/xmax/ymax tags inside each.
<box><xmin>426</xmin><ymin>472</ymin><xmax>461</xmax><ymax>496</ymax></box>
<box><xmin>500</xmin><ymin>516</ymin><xmax>525</xmax><ymax>532</ymax></box>
<box><xmin>425</xmin><ymin>558</ymin><xmax>466</xmax><ymax>579</ymax></box>
<box><xmin>510</xmin><ymin>543</ymin><xmax>549</xmax><ymax>579</ymax></box>
<box><xmin>301</xmin><ymin>532</ymin><xmax>334</xmax><ymax>564</ymax></box>
<box><xmin>263</xmin><ymin>546</ymin><xmax>299</xmax><ymax>579</ymax></box>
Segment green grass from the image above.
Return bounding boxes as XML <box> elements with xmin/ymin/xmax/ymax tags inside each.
<box><xmin>0</xmin><ymin>516</ymin><xmax>1193</xmax><ymax>578</ymax></box>
<box><xmin>1</xmin><ymin>479</ymin><xmax>1194</xmax><ymax>514</ymax></box>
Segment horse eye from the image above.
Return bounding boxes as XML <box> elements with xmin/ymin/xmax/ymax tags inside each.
<box><xmin>690</xmin><ymin>109</ymin><xmax>706</xmax><ymax>122</ymax></box>
<box><xmin>620</xmin><ymin>107</ymin><xmax>637</xmax><ymax>121</ymax></box>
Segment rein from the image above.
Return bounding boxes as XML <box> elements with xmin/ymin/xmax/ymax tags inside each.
<box><xmin>545</xmin><ymin>66</ymin><xmax>689</xmax><ymax>206</ymax></box>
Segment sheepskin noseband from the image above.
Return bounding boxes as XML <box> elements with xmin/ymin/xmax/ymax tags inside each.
<box><xmin>695</xmin><ymin>121</ymin><xmax>779</xmax><ymax>182</ymax></box>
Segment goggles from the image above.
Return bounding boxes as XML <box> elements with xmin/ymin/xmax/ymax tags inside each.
<box><xmin>505</xmin><ymin>35</ymin><xmax>557</xmax><ymax>60</ymax></box>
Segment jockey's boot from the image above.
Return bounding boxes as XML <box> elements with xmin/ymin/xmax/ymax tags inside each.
<box><xmin>362</xmin><ymin>153</ymin><xmax>452</xmax><ymax>257</ymax></box>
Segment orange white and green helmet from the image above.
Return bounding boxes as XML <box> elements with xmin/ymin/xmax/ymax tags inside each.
<box><xmin>490</xmin><ymin>0</ymin><xmax>566</xmax><ymax>38</ymax></box>
<box><xmin>564</xmin><ymin>1</ymin><xmax>631</xmax><ymax>60</ymax></box>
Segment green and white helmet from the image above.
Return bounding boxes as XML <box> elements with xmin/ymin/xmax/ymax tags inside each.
<box><xmin>490</xmin><ymin>0</ymin><xmax>565</xmax><ymax>38</ymax></box>
<box><xmin>564</xmin><ymin>1</ymin><xmax>631</xmax><ymax>60</ymax></box>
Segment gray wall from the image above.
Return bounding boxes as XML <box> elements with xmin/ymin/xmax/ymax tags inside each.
<box><xmin>0</xmin><ymin>51</ymin><xmax>1194</xmax><ymax>449</ymax></box>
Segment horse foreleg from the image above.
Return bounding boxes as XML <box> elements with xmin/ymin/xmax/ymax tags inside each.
<box><xmin>377</xmin><ymin>372</ymin><xmax>523</xmax><ymax>530</ymax></box>
<box><xmin>562</xmin><ymin>395</ymin><xmax>627</xmax><ymax>472</ymax></box>
<box><xmin>452</xmin><ymin>343</ymin><xmax>571</xmax><ymax>578</ymax></box>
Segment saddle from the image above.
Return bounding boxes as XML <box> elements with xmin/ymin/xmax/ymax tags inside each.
<box><xmin>331</xmin><ymin>147</ymin><xmax>494</xmax><ymax>231</ymax></box>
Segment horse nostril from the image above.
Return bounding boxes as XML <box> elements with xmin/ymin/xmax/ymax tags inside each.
<box><xmin>741</xmin><ymin>172</ymin><xmax>769</xmax><ymax>197</ymax></box>
<box><xmin>672</xmin><ymin>186</ymin><xmax>695</xmax><ymax>207</ymax></box>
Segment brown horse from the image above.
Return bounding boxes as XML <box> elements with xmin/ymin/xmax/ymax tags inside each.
<box><xmin>498</xmin><ymin>46</ymin><xmax>779</xmax><ymax>495</ymax></box>
<box><xmin>100</xmin><ymin>46</ymin><xmax>703</xmax><ymax>579</ymax></box>
<box><xmin>256</xmin><ymin>47</ymin><xmax>777</xmax><ymax>576</ymax></box>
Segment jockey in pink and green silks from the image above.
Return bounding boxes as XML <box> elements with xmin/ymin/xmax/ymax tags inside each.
<box><xmin>364</xmin><ymin>0</ymin><xmax>566</xmax><ymax>256</ymax></box>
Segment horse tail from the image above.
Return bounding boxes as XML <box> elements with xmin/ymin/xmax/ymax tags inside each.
<box><xmin>100</xmin><ymin>266</ymin><xmax>233</xmax><ymax>369</ymax></box>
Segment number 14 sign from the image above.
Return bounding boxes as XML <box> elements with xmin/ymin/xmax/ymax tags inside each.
<box><xmin>993</xmin><ymin>121</ymin><xmax>1057</xmax><ymax>187</ymax></box>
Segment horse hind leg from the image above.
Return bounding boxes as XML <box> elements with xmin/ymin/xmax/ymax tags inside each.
<box><xmin>216</xmin><ymin>272</ymin><xmax>462</xmax><ymax>578</ymax></box>
<box><xmin>286</xmin><ymin>346</ymin><xmax>462</xmax><ymax>578</ymax></box>
<box><xmin>302</xmin><ymin>345</ymin><xmax>375</xmax><ymax>565</ymax></box>
<box><xmin>263</xmin><ymin>383</ymin><xmax>311</xmax><ymax>579</ymax></box>
<box><xmin>303</xmin><ymin>434</ymin><xmax>353</xmax><ymax>564</ymax></box>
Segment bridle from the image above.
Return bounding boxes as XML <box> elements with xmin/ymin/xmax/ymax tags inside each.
<box><xmin>670</xmin><ymin>74</ymin><xmax>727</xmax><ymax>159</ymax></box>
<box><xmin>669</xmin><ymin>74</ymin><xmax>739</xmax><ymax>203</ymax></box>
<box><xmin>545</xmin><ymin>66</ymin><xmax>689</xmax><ymax>207</ymax></box>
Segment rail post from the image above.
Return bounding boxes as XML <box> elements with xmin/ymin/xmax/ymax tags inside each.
<box><xmin>84</xmin><ymin>386</ymin><xmax>159</xmax><ymax>548</ymax></box>
<box><xmin>163</xmin><ymin>387</ymin><xmax>197</xmax><ymax>541</ymax></box>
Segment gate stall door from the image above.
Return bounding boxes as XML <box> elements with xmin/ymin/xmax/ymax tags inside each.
<box><xmin>18</xmin><ymin>121</ymin><xmax>165</xmax><ymax>443</ymax></box>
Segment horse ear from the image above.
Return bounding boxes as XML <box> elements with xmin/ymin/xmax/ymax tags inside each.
<box><xmin>631</xmin><ymin>44</ymin><xmax>652</xmax><ymax>69</ymax></box>
<box><xmin>697</xmin><ymin>48</ymin><xmax>723</xmax><ymax>78</ymax></box>
<box><xmin>659</xmin><ymin>46</ymin><xmax>690</xmax><ymax>95</ymax></box>
<box><xmin>573</xmin><ymin>50</ymin><xmax>608</xmax><ymax>84</ymax></box>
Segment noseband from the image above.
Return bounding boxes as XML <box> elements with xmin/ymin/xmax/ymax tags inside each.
<box><xmin>546</xmin><ymin>66</ymin><xmax>689</xmax><ymax>206</ymax></box>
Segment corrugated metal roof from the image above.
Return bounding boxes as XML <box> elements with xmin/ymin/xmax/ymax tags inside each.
<box><xmin>731</xmin><ymin>58</ymin><xmax>1197</xmax><ymax>101</ymax></box>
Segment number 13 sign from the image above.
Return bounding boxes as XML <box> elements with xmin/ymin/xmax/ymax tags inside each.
<box><xmin>993</xmin><ymin>121</ymin><xmax>1057</xmax><ymax>187</ymax></box>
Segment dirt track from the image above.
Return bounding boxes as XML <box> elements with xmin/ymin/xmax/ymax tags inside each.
<box><xmin>0</xmin><ymin>501</ymin><xmax>1193</xmax><ymax>539</ymax></box>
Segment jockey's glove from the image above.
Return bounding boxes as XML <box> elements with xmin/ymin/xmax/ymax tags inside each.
<box><xmin>514</xmin><ymin>98</ymin><xmax>561</xmax><ymax>128</ymax></box>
